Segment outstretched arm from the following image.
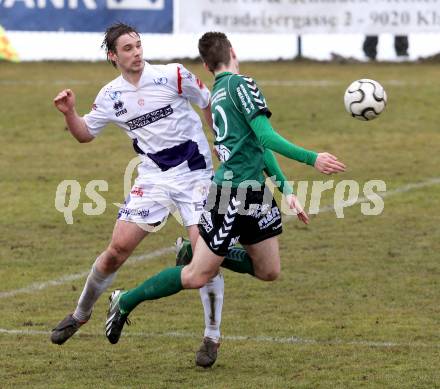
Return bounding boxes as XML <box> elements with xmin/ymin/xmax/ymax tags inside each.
<box><xmin>53</xmin><ymin>89</ymin><xmax>94</xmax><ymax>143</ymax></box>
<box><xmin>251</xmin><ymin>115</ymin><xmax>346</xmax><ymax>175</ymax></box>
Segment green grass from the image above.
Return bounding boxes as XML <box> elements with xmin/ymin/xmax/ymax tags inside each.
<box><xmin>0</xmin><ymin>61</ymin><xmax>439</xmax><ymax>388</ymax></box>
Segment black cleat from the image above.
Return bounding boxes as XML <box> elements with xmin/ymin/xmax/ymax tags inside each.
<box><xmin>105</xmin><ymin>290</ymin><xmax>130</xmax><ymax>344</ymax></box>
<box><xmin>195</xmin><ymin>337</ymin><xmax>220</xmax><ymax>368</ymax></box>
<box><xmin>50</xmin><ymin>313</ymin><xmax>89</xmax><ymax>345</ymax></box>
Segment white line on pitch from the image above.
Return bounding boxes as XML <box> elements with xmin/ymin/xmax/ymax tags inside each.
<box><xmin>0</xmin><ymin>247</ymin><xmax>174</xmax><ymax>299</ymax></box>
<box><xmin>1</xmin><ymin>177</ymin><xmax>439</xmax><ymax>299</ymax></box>
<box><xmin>0</xmin><ymin>328</ymin><xmax>437</xmax><ymax>349</ymax></box>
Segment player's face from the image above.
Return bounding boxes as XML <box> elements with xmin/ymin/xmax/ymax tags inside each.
<box><xmin>111</xmin><ymin>33</ymin><xmax>144</xmax><ymax>73</ymax></box>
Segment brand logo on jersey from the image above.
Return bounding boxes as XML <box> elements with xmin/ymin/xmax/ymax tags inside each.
<box><xmin>113</xmin><ymin>100</ymin><xmax>127</xmax><ymax>117</ymax></box>
<box><xmin>153</xmin><ymin>77</ymin><xmax>168</xmax><ymax>85</ymax></box>
<box><xmin>92</xmin><ymin>103</ymin><xmax>98</xmax><ymax>110</ymax></box>
<box><xmin>126</xmin><ymin>105</ymin><xmax>173</xmax><ymax>131</ymax></box>
<box><xmin>228</xmin><ymin>236</ymin><xmax>240</xmax><ymax>248</ymax></box>
<box><xmin>113</xmin><ymin>101</ymin><xmax>124</xmax><ymax>110</ymax></box>
<box><xmin>109</xmin><ymin>91</ymin><xmax>121</xmax><ymax>101</ymax></box>
<box><xmin>138</xmin><ymin>99</ymin><xmax>145</xmax><ymax>106</ymax></box>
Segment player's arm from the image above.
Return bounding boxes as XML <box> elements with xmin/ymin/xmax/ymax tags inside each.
<box><xmin>263</xmin><ymin>149</ymin><xmax>293</xmax><ymax>196</ymax></box>
<box><xmin>263</xmin><ymin>149</ymin><xmax>309</xmax><ymax>224</ymax></box>
<box><xmin>251</xmin><ymin>115</ymin><xmax>346</xmax><ymax>175</ymax></box>
<box><xmin>53</xmin><ymin>89</ymin><xmax>94</xmax><ymax>143</ymax></box>
<box><xmin>201</xmin><ymin>101</ymin><xmax>214</xmax><ymax>133</ymax></box>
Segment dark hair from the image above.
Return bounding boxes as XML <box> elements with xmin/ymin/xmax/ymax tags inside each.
<box><xmin>198</xmin><ymin>32</ymin><xmax>232</xmax><ymax>72</ymax></box>
<box><xmin>102</xmin><ymin>22</ymin><xmax>140</xmax><ymax>68</ymax></box>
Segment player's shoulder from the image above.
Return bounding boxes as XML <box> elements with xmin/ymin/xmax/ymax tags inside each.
<box><xmin>95</xmin><ymin>75</ymin><xmax>125</xmax><ymax>101</ymax></box>
<box><xmin>227</xmin><ymin>73</ymin><xmax>259</xmax><ymax>89</ymax></box>
<box><xmin>148</xmin><ymin>62</ymin><xmax>184</xmax><ymax>78</ymax></box>
<box><xmin>235</xmin><ymin>74</ymin><xmax>259</xmax><ymax>87</ymax></box>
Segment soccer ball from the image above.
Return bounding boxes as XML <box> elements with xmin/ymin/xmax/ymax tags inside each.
<box><xmin>344</xmin><ymin>79</ymin><xmax>387</xmax><ymax>121</ymax></box>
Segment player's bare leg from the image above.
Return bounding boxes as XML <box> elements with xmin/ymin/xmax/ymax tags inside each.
<box><xmin>51</xmin><ymin>221</ymin><xmax>148</xmax><ymax>345</ymax></box>
<box><xmin>243</xmin><ymin>237</ymin><xmax>281</xmax><ymax>281</ymax></box>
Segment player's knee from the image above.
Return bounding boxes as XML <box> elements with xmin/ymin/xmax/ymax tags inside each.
<box><xmin>255</xmin><ymin>266</ymin><xmax>280</xmax><ymax>281</ymax></box>
<box><xmin>182</xmin><ymin>265</ymin><xmax>212</xmax><ymax>289</ymax></box>
<box><xmin>103</xmin><ymin>244</ymin><xmax>131</xmax><ymax>271</ymax></box>
<box><xmin>263</xmin><ymin>269</ymin><xmax>280</xmax><ymax>281</ymax></box>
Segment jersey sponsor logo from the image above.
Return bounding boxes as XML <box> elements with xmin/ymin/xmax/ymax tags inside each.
<box><xmin>247</xmin><ymin>203</ymin><xmax>271</xmax><ymax>218</ymax></box>
<box><xmin>118</xmin><ymin>207</ymin><xmax>150</xmax><ymax>218</ymax></box>
<box><xmin>153</xmin><ymin>77</ymin><xmax>168</xmax><ymax>85</ymax></box>
<box><xmin>237</xmin><ymin>84</ymin><xmax>254</xmax><ymax>114</ymax></box>
<box><xmin>126</xmin><ymin>105</ymin><xmax>173</xmax><ymax>131</ymax></box>
<box><xmin>258</xmin><ymin>206</ymin><xmax>281</xmax><ymax>230</ymax></box>
<box><xmin>138</xmin><ymin>98</ymin><xmax>145</xmax><ymax>106</ymax></box>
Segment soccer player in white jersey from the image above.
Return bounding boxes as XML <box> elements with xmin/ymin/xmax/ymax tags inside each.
<box><xmin>50</xmin><ymin>23</ymin><xmax>223</xmax><ymax>366</ymax></box>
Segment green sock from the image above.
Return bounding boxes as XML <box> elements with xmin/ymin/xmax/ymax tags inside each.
<box><xmin>222</xmin><ymin>247</ymin><xmax>255</xmax><ymax>276</ymax></box>
<box><xmin>119</xmin><ymin>266</ymin><xmax>183</xmax><ymax>314</ymax></box>
<box><xmin>179</xmin><ymin>239</ymin><xmax>254</xmax><ymax>276</ymax></box>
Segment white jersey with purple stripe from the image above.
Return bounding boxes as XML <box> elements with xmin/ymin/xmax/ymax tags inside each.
<box><xmin>84</xmin><ymin>61</ymin><xmax>213</xmax><ymax>178</ymax></box>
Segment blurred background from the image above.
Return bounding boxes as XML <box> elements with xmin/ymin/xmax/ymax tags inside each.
<box><xmin>1</xmin><ymin>0</ymin><xmax>440</xmax><ymax>62</ymax></box>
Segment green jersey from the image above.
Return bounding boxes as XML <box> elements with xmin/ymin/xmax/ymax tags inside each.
<box><xmin>211</xmin><ymin>72</ymin><xmax>272</xmax><ymax>188</ymax></box>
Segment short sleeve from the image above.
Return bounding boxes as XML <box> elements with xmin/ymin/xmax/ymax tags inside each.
<box><xmin>233</xmin><ymin>75</ymin><xmax>272</xmax><ymax>123</ymax></box>
<box><xmin>177</xmin><ymin>65</ymin><xmax>211</xmax><ymax>109</ymax></box>
<box><xmin>83</xmin><ymin>88</ymin><xmax>110</xmax><ymax>137</ymax></box>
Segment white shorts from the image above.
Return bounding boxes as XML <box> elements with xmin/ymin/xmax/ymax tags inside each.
<box><xmin>117</xmin><ymin>170</ymin><xmax>212</xmax><ymax>228</ymax></box>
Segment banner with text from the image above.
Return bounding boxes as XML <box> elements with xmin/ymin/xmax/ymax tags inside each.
<box><xmin>0</xmin><ymin>0</ymin><xmax>172</xmax><ymax>32</ymax></box>
<box><xmin>177</xmin><ymin>0</ymin><xmax>440</xmax><ymax>34</ymax></box>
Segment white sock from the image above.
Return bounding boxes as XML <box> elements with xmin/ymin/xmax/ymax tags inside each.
<box><xmin>73</xmin><ymin>260</ymin><xmax>116</xmax><ymax>322</ymax></box>
<box><xmin>199</xmin><ymin>273</ymin><xmax>224</xmax><ymax>342</ymax></box>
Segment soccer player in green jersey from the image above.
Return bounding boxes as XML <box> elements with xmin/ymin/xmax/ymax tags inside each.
<box><xmin>105</xmin><ymin>32</ymin><xmax>346</xmax><ymax>363</ymax></box>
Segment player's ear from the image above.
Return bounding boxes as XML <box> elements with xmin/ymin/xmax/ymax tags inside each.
<box><xmin>230</xmin><ymin>47</ymin><xmax>237</xmax><ymax>60</ymax></box>
<box><xmin>108</xmin><ymin>50</ymin><xmax>118</xmax><ymax>63</ymax></box>
<box><xmin>202</xmin><ymin>62</ymin><xmax>211</xmax><ymax>73</ymax></box>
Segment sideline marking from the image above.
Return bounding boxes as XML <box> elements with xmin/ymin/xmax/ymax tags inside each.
<box><xmin>1</xmin><ymin>177</ymin><xmax>439</xmax><ymax>299</ymax></box>
<box><xmin>0</xmin><ymin>328</ymin><xmax>437</xmax><ymax>349</ymax></box>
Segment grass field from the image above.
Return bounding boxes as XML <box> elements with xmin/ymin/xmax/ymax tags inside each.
<box><xmin>1</xmin><ymin>60</ymin><xmax>439</xmax><ymax>388</ymax></box>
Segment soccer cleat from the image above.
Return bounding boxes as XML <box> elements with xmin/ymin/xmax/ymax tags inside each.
<box><xmin>50</xmin><ymin>313</ymin><xmax>89</xmax><ymax>345</ymax></box>
<box><xmin>195</xmin><ymin>337</ymin><xmax>220</xmax><ymax>368</ymax></box>
<box><xmin>175</xmin><ymin>236</ymin><xmax>193</xmax><ymax>266</ymax></box>
<box><xmin>105</xmin><ymin>289</ymin><xmax>130</xmax><ymax>344</ymax></box>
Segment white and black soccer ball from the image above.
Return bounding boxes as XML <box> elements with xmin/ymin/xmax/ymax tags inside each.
<box><xmin>344</xmin><ymin>79</ymin><xmax>387</xmax><ymax>121</ymax></box>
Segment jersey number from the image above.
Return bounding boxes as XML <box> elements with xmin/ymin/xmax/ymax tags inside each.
<box><xmin>212</xmin><ymin>105</ymin><xmax>228</xmax><ymax>142</ymax></box>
